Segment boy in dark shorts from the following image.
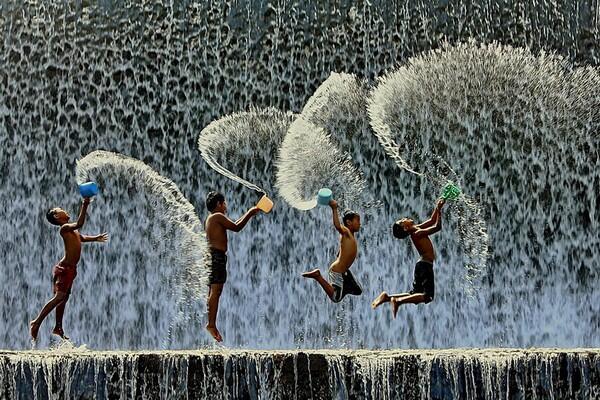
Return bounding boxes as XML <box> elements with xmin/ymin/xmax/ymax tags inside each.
<box><xmin>302</xmin><ymin>200</ymin><xmax>363</xmax><ymax>303</ymax></box>
<box><xmin>30</xmin><ymin>198</ymin><xmax>108</xmax><ymax>342</ymax></box>
<box><xmin>372</xmin><ymin>198</ymin><xmax>445</xmax><ymax>318</ymax></box>
<box><xmin>203</xmin><ymin>191</ymin><xmax>262</xmax><ymax>342</ymax></box>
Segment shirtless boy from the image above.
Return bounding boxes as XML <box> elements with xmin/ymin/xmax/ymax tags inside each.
<box><xmin>302</xmin><ymin>200</ymin><xmax>363</xmax><ymax>302</ymax></box>
<box><xmin>372</xmin><ymin>198</ymin><xmax>445</xmax><ymax>318</ymax></box>
<box><xmin>204</xmin><ymin>191</ymin><xmax>262</xmax><ymax>342</ymax></box>
<box><xmin>30</xmin><ymin>198</ymin><xmax>108</xmax><ymax>342</ymax></box>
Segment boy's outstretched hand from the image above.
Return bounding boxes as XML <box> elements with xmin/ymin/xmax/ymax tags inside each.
<box><xmin>96</xmin><ymin>233</ymin><xmax>109</xmax><ymax>242</ymax></box>
<box><xmin>250</xmin><ymin>206</ymin><xmax>261</xmax><ymax>215</ymax></box>
<box><xmin>329</xmin><ymin>200</ymin><xmax>338</xmax><ymax>208</ymax></box>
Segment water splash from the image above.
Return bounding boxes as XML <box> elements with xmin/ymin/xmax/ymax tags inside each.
<box><xmin>369</xmin><ymin>39</ymin><xmax>599</xmax><ymax>305</ymax></box>
<box><xmin>76</xmin><ymin>150</ymin><xmax>208</xmax><ymax>347</ymax></box>
<box><xmin>198</xmin><ymin>108</ymin><xmax>296</xmax><ymax>197</ymax></box>
<box><xmin>276</xmin><ymin>73</ymin><xmax>368</xmax><ymax>210</ymax></box>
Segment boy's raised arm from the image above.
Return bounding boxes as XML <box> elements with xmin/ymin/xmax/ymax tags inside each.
<box><xmin>414</xmin><ymin>199</ymin><xmax>445</xmax><ymax>237</ymax></box>
<box><xmin>329</xmin><ymin>200</ymin><xmax>347</xmax><ymax>235</ymax></box>
<box><xmin>417</xmin><ymin>199</ymin><xmax>444</xmax><ymax>229</ymax></box>
<box><xmin>61</xmin><ymin>198</ymin><xmax>91</xmax><ymax>233</ymax></box>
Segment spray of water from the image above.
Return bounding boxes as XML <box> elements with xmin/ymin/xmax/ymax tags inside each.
<box><xmin>276</xmin><ymin>73</ymin><xmax>368</xmax><ymax>210</ymax></box>
<box><xmin>76</xmin><ymin>150</ymin><xmax>208</xmax><ymax>346</ymax></box>
<box><xmin>198</xmin><ymin>108</ymin><xmax>297</xmax><ymax>197</ymax></box>
<box><xmin>369</xmin><ymin>40</ymin><xmax>600</xmax><ymax>290</ymax></box>
<box><xmin>368</xmin><ymin>45</ymin><xmax>490</xmax><ymax>287</ymax></box>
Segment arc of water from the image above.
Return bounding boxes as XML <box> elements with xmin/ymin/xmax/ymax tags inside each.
<box><xmin>198</xmin><ymin>108</ymin><xmax>296</xmax><ymax>196</ymax></box>
<box><xmin>75</xmin><ymin>150</ymin><xmax>209</xmax><ymax>300</ymax></box>
<box><xmin>275</xmin><ymin>73</ymin><xmax>368</xmax><ymax>211</ymax></box>
<box><xmin>368</xmin><ymin>56</ymin><xmax>490</xmax><ymax>286</ymax></box>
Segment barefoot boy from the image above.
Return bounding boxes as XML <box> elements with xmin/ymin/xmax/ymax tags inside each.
<box><xmin>302</xmin><ymin>200</ymin><xmax>363</xmax><ymax>302</ymax></box>
<box><xmin>372</xmin><ymin>198</ymin><xmax>445</xmax><ymax>318</ymax></box>
<box><xmin>204</xmin><ymin>191</ymin><xmax>262</xmax><ymax>342</ymax></box>
<box><xmin>30</xmin><ymin>198</ymin><xmax>108</xmax><ymax>342</ymax></box>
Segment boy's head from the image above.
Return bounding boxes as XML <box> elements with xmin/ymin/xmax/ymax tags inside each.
<box><xmin>343</xmin><ymin>210</ymin><xmax>361</xmax><ymax>232</ymax></box>
<box><xmin>392</xmin><ymin>218</ymin><xmax>415</xmax><ymax>239</ymax></box>
<box><xmin>206</xmin><ymin>191</ymin><xmax>226</xmax><ymax>213</ymax></box>
<box><xmin>46</xmin><ymin>207</ymin><xmax>69</xmax><ymax>226</ymax></box>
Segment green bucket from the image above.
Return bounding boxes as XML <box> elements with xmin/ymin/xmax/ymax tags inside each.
<box><xmin>441</xmin><ymin>182</ymin><xmax>461</xmax><ymax>201</ymax></box>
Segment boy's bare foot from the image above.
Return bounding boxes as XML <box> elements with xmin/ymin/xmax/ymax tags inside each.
<box><xmin>391</xmin><ymin>298</ymin><xmax>401</xmax><ymax>319</ymax></box>
<box><xmin>52</xmin><ymin>327</ymin><xmax>69</xmax><ymax>340</ymax></box>
<box><xmin>301</xmin><ymin>269</ymin><xmax>321</xmax><ymax>279</ymax></box>
<box><xmin>206</xmin><ymin>325</ymin><xmax>223</xmax><ymax>342</ymax></box>
<box><xmin>30</xmin><ymin>321</ymin><xmax>40</xmax><ymax>341</ymax></box>
<box><xmin>372</xmin><ymin>291</ymin><xmax>390</xmax><ymax>309</ymax></box>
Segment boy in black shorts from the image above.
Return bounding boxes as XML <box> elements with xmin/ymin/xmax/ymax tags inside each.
<box><xmin>371</xmin><ymin>198</ymin><xmax>445</xmax><ymax>318</ymax></box>
<box><xmin>203</xmin><ymin>191</ymin><xmax>262</xmax><ymax>342</ymax></box>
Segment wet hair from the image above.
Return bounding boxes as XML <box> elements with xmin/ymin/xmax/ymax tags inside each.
<box><xmin>393</xmin><ymin>220</ymin><xmax>410</xmax><ymax>239</ymax></box>
<box><xmin>342</xmin><ymin>210</ymin><xmax>360</xmax><ymax>226</ymax></box>
<box><xmin>206</xmin><ymin>191</ymin><xmax>225</xmax><ymax>212</ymax></box>
<box><xmin>46</xmin><ymin>209</ymin><xmax>60</xmax><ymax>226</ymax></box>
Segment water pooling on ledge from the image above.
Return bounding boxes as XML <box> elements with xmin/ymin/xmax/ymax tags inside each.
<box><xmin>0</xmin><ymin>348</ymin><xmax>598</xmax><ymax>399</ymax></box>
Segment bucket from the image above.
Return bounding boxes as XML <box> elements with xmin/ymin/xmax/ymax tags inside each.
<box><xmin>79</xmin><ymin>182</ymin><xmax>99</xmax><ymax>198</ymax></box>
<box><xmin>257</xmin><ymin>194</ymin><xmax>274</xmax><ymax>213</ymax></box>
<box><xmin>440</xmin><ymin>182</ymin><xmax>461</xmax><ymax>201</ymax></box>
<box><xmin>316</xmin><ymin>188</ymin><xmax>333</xmax><ymax>206</ymax></box>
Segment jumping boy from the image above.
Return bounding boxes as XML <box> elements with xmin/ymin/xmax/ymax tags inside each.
<box><xmin>30</xmin><ymin>198</ymin><xmax>108</xmax><ymax>342</ymax></box>
<box><xmin>204</xmin><ymin>191</ymin><xmax>262</xmax><ymax>342</ymax></box>
<box><xmin>302</xmin><ymin>200</ymin><xmax>363</xmax><ymax>302</ymax></box>
<box><xmin>372</xmin><ymin>198</ymin><xmax>445</xmax><ymax>318</ymax></box>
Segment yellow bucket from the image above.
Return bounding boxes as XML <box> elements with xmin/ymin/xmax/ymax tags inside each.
<box><xmin>256</xmin><ymin>194</ymin><xmax>274</xmax><ymax>213</ymax></box>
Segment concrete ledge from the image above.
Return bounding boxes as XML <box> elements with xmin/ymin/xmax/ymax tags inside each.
<box><xmin>0</xmin><ymin>348</ymin><xmax>598</xmax><ymax>399</ymax></box>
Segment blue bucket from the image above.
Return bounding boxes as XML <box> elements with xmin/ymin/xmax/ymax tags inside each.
<box><xmin>79</xmin><ymin>182</ymin><xmax>99</xmax><ymax>198</ymax></box>
<box><xmin>317</xmin><ymin>188</ymin><xmax>332</xmax><ymax>206</ymax></box>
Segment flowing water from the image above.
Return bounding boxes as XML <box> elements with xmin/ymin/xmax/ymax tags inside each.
<box><xmin>0</xmin><ymin>0</ymin><xmax>599</xmax><ymax>356</ymax></box>
<box><xmin>1</xmin><ymin>349</ymin><xmax>598</xmax><ymax>399</ymax></box>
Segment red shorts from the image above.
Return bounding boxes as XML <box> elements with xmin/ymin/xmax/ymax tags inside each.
<box><xmin>52</xmin><ymin>262</ymin><xmax>77</xmax><ymax>294</ymax></box>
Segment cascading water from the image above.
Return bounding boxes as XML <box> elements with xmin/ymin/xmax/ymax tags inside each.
<box><xmin>0</xmin><ymin>0</ymin><xmax>599</xmax><ymax>359</ymax></box>
<box><xmin>1</xmin><ymin>349</ymin><xmax>598</xmax><ymax>399</ymax></box>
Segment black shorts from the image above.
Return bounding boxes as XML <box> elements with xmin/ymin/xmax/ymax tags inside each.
<box><xmin>329</xmin><ymin>269</ymin><xmax>363</xmax><ymax>303</ymax></box>
<box><xmin>207</xmin><ymin>248</ymin><xmax>227</xmax><ymax>285</ymax></box>
<box><xmin>410</xmin><ymin>261</ymin><xmax>435</xmax><ymax>303</ymax></box>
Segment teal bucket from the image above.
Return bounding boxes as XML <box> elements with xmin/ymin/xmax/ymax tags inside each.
<box><xmin>317</xmin><ymin>188</ymin><xmax>332</xmax><ymax>206</ymax></box>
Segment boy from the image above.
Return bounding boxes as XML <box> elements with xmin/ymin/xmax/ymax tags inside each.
<box><xmin>30</xmin><ymin>198</ymin><xmax>108</xmax><ymax>342</ymax></box>
<box><xmin>372</xmin><ymin>198</ymin><xmax>445</xmax><ymax>318</ymax></box>
<box><xmin>302</xmin><ymin>200</ymin><xmax>363</xmax><ymax>302</ymax></box>
<box><xmin>204</xmin><ymin>191</ymin><xmax>262</xmax><ymax>342</ymax></box>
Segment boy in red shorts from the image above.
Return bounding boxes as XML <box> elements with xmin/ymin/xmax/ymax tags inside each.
<box><xmin>30</xmin><ymin>197</ymin><xmax>108</xmax><ymax>342</ymax></box>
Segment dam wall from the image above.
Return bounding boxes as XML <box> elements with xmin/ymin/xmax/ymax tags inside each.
<box><xmin>1</xmin><ymin>348</ymin><xmax>598</xmax><ymax>399</ymax></box>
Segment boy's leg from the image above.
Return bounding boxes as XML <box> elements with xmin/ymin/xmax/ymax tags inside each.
<box><xmin>373</xmin><ymin>290</ymin><xmax>413</xmax><ymax>309</ymax></box>
<box><xmin>30</xmin><ymin>292</ymin><xmax>68</xmax><ymax>340</ymax></box>
<box><xmin>372</xmin><ymin>292</ymin><xmax>391</xmax><ymax>308</ymax></box>
<box><xmin>391</xmin><ymin>293</ymin><xmax>429</xmax><ymax>318</ymax></box>
<box><xmin>53</xmin><ymin>294</ymin><xmax>70</xmax><ymax>339</ymax></box>
<box><xmin>206</xmin><ymin>283</ymin><xmax>224</xmax><ymax>342</ymax></box>
<box><xmin>302</xmin><ymin>269</ymin><xmax>335</xmax><ymax>299</ymax></box>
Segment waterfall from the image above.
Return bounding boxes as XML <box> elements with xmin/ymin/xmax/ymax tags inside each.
<box><xmin>0</xmin><ymin>349</ymin><xmax>597</xmax><ymax>399</ymax></box>
<box><xmin>0</xmin><ymin>0</ymin><xmax>599</xmax><ymax>352</ymax></box>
